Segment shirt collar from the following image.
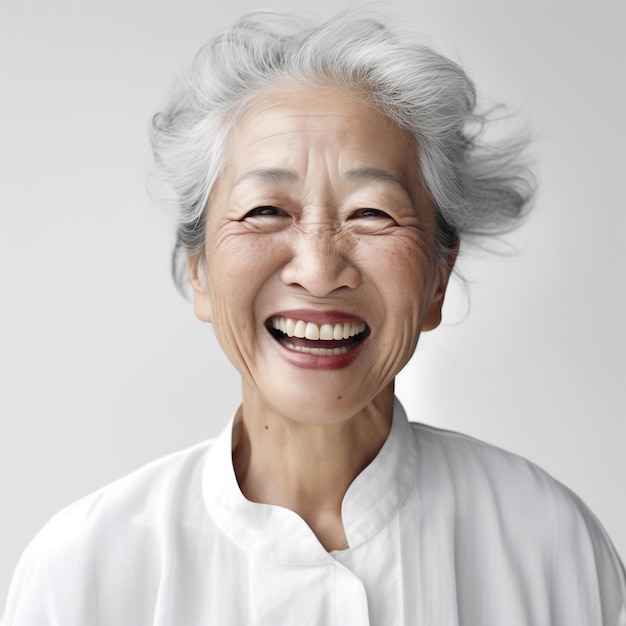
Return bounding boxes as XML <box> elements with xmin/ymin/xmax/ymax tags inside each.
<box><xmin>202</xmin><ymin>397</ymin><xmax>417</xmax><ymax>564</ymax></box>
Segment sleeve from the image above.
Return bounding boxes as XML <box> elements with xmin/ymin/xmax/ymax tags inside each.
<box><xmin>0</xmin><ymin>456</ymin><xmax>188</xmax><ymax>626</ymax></box>
<box><xmin>532</xmin><ymin>468</ymin><xmax>626</xmax><ymax>625</ymax></box>
<box><xmin>1</xmin><ymin>507</ymin><xmax>95</xmax><ymax>626</ymax></box>
<box><xmin>552</xmin><ymin>482</ymin><xmax>626</xmax><ymax>626</ymax></box>
<box><xmin>2</xmin><ymin>538</ymin><xmax>58</xmax><ymax>625</ymax></box>
<box><xmin>578</xmin><ymin>502</ymin><xmax>626</xmax><ymax>626</ymax></box>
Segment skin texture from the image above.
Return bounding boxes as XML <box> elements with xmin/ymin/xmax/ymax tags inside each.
<box><xmin>189</xmin><ymin>85</ymin><xmax>457</xmax><ymax>550</ymax></box>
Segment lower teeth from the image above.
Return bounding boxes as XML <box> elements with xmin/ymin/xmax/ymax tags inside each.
<box><xmin>283</xmin><ymin>342</ymin><xmax>349</xmax><ymax>356</ymax></box>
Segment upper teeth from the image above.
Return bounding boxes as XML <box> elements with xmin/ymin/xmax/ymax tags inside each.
<box><xmin>270</xmin><ymin>317</ymin><xmax>366</xmax><ymax>340</ymax></box>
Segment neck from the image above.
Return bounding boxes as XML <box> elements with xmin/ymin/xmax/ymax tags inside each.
<box><xmin>232</xmin><ymin>384</ymin><xmax>394</xmax><ymax>551</ymax></box>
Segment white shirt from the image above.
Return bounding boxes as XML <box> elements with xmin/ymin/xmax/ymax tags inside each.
<box><xmin>3</xmin><ymin>399</ymin><xmax>626</xmax><ymax>625</ymax></box>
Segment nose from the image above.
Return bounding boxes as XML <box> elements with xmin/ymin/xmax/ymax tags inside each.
<box><xmin>280</xmin><ymin>228</ymin><xmax>361</xmax><ymax>297</ymax></box>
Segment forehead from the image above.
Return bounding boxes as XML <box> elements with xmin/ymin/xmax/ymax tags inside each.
<box><xmin>222</xmin><ymin>84</ymin><xmax>419</xmax><ymax>177</ymax></box>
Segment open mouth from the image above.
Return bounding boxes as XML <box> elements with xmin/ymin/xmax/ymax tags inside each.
<box><xmin>266</xmin><ymin>316</ymin><xmax>370</xmax><ymax>356</ymax></box>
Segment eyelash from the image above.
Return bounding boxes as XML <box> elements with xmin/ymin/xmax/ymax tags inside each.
<box><xmin>352</xmin><ymin>208</ymin><xmax>392</xmax><ymax>219</ymax></box>
<box><xmin>241</xmin><ymin>206</ymin><xmax>394</xmax><ymax>222</ymax></box>
<box><xmin>242</xmin><ymin>206</ymin><xmax>285</xmax><ymax>219</ymax></box>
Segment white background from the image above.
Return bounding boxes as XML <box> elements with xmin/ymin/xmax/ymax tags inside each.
<box><xmin>1</xmin><ymin>0</ymin><xmax>624</xmax><ymax>612</ymax></box>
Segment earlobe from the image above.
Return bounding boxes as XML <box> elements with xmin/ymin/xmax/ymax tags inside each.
<box><xmin>422</xmin><ymin>240</ymin><xmax>459</xmax><ymax>331</ymax></box>
<box><xmin>187</xmin><ymin>254</ymin><xmax>213</xmax><ymax>323</ymax></box>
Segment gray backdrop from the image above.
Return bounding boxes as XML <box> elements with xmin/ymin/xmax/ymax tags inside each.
<box><xmin>1</xmin><ymin>0</ymin><xmax>624</xmax><ymax>612</ymax></box>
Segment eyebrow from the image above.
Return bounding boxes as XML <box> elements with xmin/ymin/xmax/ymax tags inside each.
<box><xmin>234</xmin><ymin>165</ymin><xmax>410</xmax><ymax>194</ymax></box>
<box><xmin>234</xmin><ymin>167</ymin><xmax>299</xmax><ymax>187</ymax></box>
<box><xmin>344</xmin><ymin>167</ymin><xmax>410</xmax><ymax>195</ymax></box>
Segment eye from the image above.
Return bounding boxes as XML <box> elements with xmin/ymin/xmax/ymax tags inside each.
<box><xmin>351</xmin><ymin>208</ymin><xmax>393</xmax><ymax>220</ymax></box>
<box><xmin>242</xmin><ymin>205</ymin><xmax>286</xmax><ymax>219</ymax></box>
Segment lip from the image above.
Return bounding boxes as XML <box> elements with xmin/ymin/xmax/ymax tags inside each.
<box><xmin>265</xmin><ymin>309</ymin><xmax>370</xmax><ymax>370</ymax></box>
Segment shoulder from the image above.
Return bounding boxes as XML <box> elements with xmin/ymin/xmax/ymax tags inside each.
<box><xmin>410</xmin><ymin>420</ymin><xmax>581</xmax><ymax>508</ymax></box>
<box><xmin>409</xmin><ymin>421</ymin><xmax>626</xmax><ymax>621</ymax></box>
<box><xmin>45</xmin><ymin>437</ymin><xmax>214</xmax><ymax>539</ymax></box>
<box><xmin>2</xmin><ymin>439</ymin><xmax>216</xmax><ymax>624</ymax></box>
<box><xmin>408</xmin><ymin>419</ymin><xmax>603</xmax><ymax>533</ymax></box>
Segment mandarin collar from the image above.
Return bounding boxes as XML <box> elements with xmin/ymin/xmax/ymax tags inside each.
<box><xmin>202</xmin><ymin>397</ymin><xmax>418</xmax><ymax>564</ymax></box>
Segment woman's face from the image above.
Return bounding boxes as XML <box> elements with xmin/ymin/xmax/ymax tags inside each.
<box><xmin>189</xmin><ymin>85</ymin><xmax>455</xmax><ymax>424</ymax></box>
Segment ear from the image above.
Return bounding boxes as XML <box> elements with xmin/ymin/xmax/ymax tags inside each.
<box><xmin>187</xmin><ymin>254</ymin><xmax>213</xmax><ymax>323</ymax></box>
<box><xmin>422</xmin><ymin>239</ymin><xmax>459</xmax><ymax>331</ymax></box>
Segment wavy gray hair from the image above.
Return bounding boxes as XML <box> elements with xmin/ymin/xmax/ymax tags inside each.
<box><xmin>150</xmin><ymin>10</ymin><xmax>534</xmax><ymax>292</ymax></box>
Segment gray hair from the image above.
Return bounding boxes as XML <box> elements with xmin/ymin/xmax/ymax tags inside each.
<box><xmin>150</xmin><ymin>10</ymin><xmax>534</xmax><ymax>293</ymax></box>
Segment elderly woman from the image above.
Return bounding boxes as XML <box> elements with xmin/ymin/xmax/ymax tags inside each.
<box><xmin>3</xmin><ymin>10</ymin><xmax>625</xmax><ymax>626</ymax></box>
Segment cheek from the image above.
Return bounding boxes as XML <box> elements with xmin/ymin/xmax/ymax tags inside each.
<box><xmin>362</xmin><ymin>236</ymin><xmax>433</xmax><ymax>294</ymax></box>
<box><xmin>206</xmin><ymin>234</ymin><xmax>286</xmax><ymax>313</ymax></box>
<box><xmin>209</xmin><ymin>234</ymin><xmax>267</xmax><ymax>281</ymax></box>
<box><xmin>211</xmin><ymin>234</ymin><xmax>261</xmax><ymax>268</ymax></box>
<box><xmin>367</xmin><ymin>239</ymin><xmax>440</xmax><ymax>344</ymax></box>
